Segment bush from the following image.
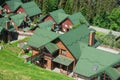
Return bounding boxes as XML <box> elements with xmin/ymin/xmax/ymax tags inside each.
<box><xmin>114</xmin><ymin>40</ymin><xmax>120</xmax><ymax>48</ymax></box>
<box><xmin>95</xmin><ymin>31</ymin><xmax>120</xmax><ymax>48</ymax></box>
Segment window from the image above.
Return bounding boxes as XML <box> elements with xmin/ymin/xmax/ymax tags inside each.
<box><xmin>65</xmin><ymin>24</ymin><xmax>68</xmax><ymax>28</ymax></box>
<box><xmin>19</xmin><ymin>11</ymin><xmax>21</xmax><ymax>14</ymax></box>
<box><xmin>8</xmin><ymin>9</ymin><xmax>10</xmax><ymax>12</ymax></box>
<box><xmin>12</xmin><ymin>22</ymin><xmax>14</xmax><ymax>25</ymax></box>
<box><xmin>61</xmin><ymin>49</ymin><xmax>66</xmax><ymax>55</ymax></box>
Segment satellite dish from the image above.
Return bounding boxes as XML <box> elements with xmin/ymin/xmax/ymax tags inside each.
<box><xmin>93</xmin><ymin>65</ymin><xmax>98</xmax><ymax>71</ymax></box>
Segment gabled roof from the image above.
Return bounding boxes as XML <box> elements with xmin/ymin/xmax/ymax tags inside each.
<box><xmin>21</xmin><ymin>1</ymin><xmax>41</xmax><ymax>17</ymax></box>
<box><xmin>69</xmin><ymin>12</ymin><xmax>89</xmax><ymax>26</ymax></box>
<box><xmin>59</xmin><ymin>24</ymin><xmax>90</xmax><ymax>60</ymax></box>
<box><xmin>45</xmin><ymin>43</ymin><xmax>58</xmax><ymax>53</ymax></box>
<box><xmin>11</xmin><ymin>13</ymin><xmax>26</xmax><ymax>26</ymax></box>
<box><xmin>5</xmin><ymin>0</ymin><xmax>22</xmax><ymax>11</ymax></box>
<box><xmin>38</xmin><ymin>20</ymin><xmax>53</xmax><ymax>31</ymax></box>
<box><xmin>49</xmin><ymin>9</ymin><xmax>69</xmax><ymax>24</ymax></box>
<box><xmin>0</xmin><ymin>17</ymin><xmax>8</xmax><ymax>32</ymax></box>
<box><xmin>28</xmin><ymin>28</ymin><xmax>60</xmax><ymax>48</ymax></box>
<box><xmin>105</xmin><ymin>67</ymin><xmax>120</xmax><ymax>80</ymax></box>
<box><xmin>73</xmin><ymin>43</ymin><xmax>120</xmax><ymax>78</ymax></box>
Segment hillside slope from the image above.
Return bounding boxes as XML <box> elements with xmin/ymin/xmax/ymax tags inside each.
<box><xmin>0</xmin><ymin>43</ymin><xmax>73</xmax><ymax>80</ymax></box>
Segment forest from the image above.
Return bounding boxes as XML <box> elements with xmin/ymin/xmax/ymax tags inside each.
<box><xmin>0</xmin><ymin>0</ymin><xmax>120</xmax><ymax>32</ymax></box>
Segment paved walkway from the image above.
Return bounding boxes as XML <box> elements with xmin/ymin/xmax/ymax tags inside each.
<box><xmin>17</xmin><ymin>31</ymin><xmax>33</xmax><ymax>36</ymax></box>
<box><xmin>10</xmin><ymin>35</ymin><xmax>26</xmax><ymax>43</ymax></box>
<box><xmin>52</xmin><ymin>68</ymin><xmax>85</xmax><ymax>80</ymax></box>
<box><xmin>89</xmin><ymin>26</ymin><xmax>120</xmax><ymax>37</ymax></box>
<box><xmin>97</xmin><ymin>46</ymin><xmax>120</xmax><ymax>54</ymax></box>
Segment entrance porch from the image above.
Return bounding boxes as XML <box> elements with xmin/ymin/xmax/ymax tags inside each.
<box><xmin>52</xmin><ymin>55</ymin><xmax>74</xmax><ymax>75</ymax></box>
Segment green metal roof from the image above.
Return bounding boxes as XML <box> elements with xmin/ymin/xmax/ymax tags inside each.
<box><xmin>0</xmin><ymin>6</ymin><xmax>2</xmax><ymax>10</ymax></box>
<box><xmin>23</xmin><ymin>27</ymin><xmax>31</xmax><ymax>32</ymax></box>
<box><xmin>105</xmin><ymin>67</ymin><xmax>120</xmax><ymax>80</ymax></box>
<box><xmin>53</xmin><ymin>55</ymin><xmax>74</xmax><ymax>66</ymax></box>
<box><xmin>0</xmin><ymin>17</ymin><xmax>8</xmax><ymax>32</ymax></box>
<box><xmin>8</xmin><ymin>27</ymin><xmax>15</xmax><ymax>32</ymax></box>
<box><xmin>49</xmin><ymin>9</ymin><xmax>69</xmax><ymax>24</ymax></box>
<box><xmin>39</xmin><ymin>15</ymin><xmax>46</xmax><ymax>22</ymax></box>
<box><xmin>38</xmin><ymin>20</ymin><xmax>53</xmax><ymax>31</ymax></box>
<box><xmin>28</xmin><ymin>28</ymin><xmax>60</xmax><ymax>48</ymax></box>
<box><xmin>6</xmin><ymin>0</ymin><xmax>22</xmax><ymax>11</ymax></box>
<box><xmin>59</xmin><ymin>24</ymin><xmax>90</xmax><ymax>60</ymax></box>
<box><xmin>69</xmin><ymin>12</ymin><xmax>89</xmax><ymax>26</ymax></box>
<box><xmin>22</xmin><ymin>1</ymin><xmax>42</xmax><ymax>17</ymax></box>
<box><xmin>22</xmin><ymin>44</ymin><xmax>28</xmax><ymax>50</ymax></box>
<box><xmin>73</xmin><ymin>43</ymin><xmax>120</xmax><ymax>78</ymax></box>
<box><xmin>45</xmin><ymin>43</ymin><xmax>58</xmax><ymax>53</ymax></box>
<box><xmin>11</xmin><ymin>13</ymin><xmax>26</xmax><ymax>26</ymax></box>
<box><xmin>0</xmin><ymin>27</ymin><xmax>3</xmax><ymax>33</ymax></box>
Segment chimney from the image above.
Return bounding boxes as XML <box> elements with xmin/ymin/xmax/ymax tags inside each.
<box><xmin>89</xmin><ymin>31</ymin><xmax>95</xmax><ymax>46</ymax></box>
<box><xmin>6</xmin><ymin>21</ymin><xmax>10</xmax><ymax>29</ymax></box>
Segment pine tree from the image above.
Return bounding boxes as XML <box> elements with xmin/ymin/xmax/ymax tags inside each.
<box><xmin>42</xmin><ymin>0</ymin><xmax>48</xmax><ymax>15</ymax></box>
<box><xmin>64</xmin><ymin>0</ymin><xmax>74</xmax><ymax>14</ymax></box>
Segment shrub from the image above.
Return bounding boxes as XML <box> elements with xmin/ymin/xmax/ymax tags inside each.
<box><xmin>95</xmin><ymin>31</ymin><xmax>120</xmax><ymax>48</ymax></box>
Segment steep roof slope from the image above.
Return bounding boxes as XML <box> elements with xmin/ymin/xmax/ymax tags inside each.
<box><xmin>10</xmin><ymin>13</ymin><xmax>26</xmax><ymax>26</ymax></box>
<box><xmin>5</xmin><ymin>0</ymin><xmax>22</xmax><ymax>11</ymax></box>
<box><xmin>0</xmin><ymin>17</ymin><xmax>8</xmax><ymax>32</ymax></box>
<box><xmin>0</xmin><ymin>6</ymin><xmax>2</xmax><ymax>10</ymax></box>
<box><xmin>73</xmin><ymin>43</ymin><xmax>120</xmax><ymax>78</ymax></box>
<box><xmin>105</xmin><ymin>67</ymin><xmax>120</xmax><ymax>80</ymax></box>
<box><xmin>38</xmin><ymin>20</ymin><xmax>53</xmax><ymax>31</ymax></box>
<box><xmin>59</xmin><ymin>24</ymin><xmax>90</xmax><ymax>60</ymax></box>
<box><xmin>69</xmin><ymin>12</ymin><xmax>89</xmax><ymax>26</ymax></box>
<box><xmin>49</xmin><ymin>9</ymin><xmax>69</xmax><ymax>24</ymax></box>
<box><xmin>28</xmin><ymin>28</ymin><xmax>60</xmax><ymax>48</ymax></box>
<box><xmin>22</xmin><ymin>1</ymin><xmax>41</xmax><ymax>17</ymax></box>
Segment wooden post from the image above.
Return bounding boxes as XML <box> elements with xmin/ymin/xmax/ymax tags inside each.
<box><xmin>104</xmin><ymin>72</ymin><xmax>106</xmax><ymax>80</ymax></box>
<box><xmin>66</xmin><ymin>66</ymin><xmax>68</xmax><ymax>75</ymax></box>
<box><xmin>60</xmin><ymin>64</ymin><xmax>62</xmax><ymax>69</ymax></box>
<box><xmin>60</xmin><ymin>64</ymin><xmax>62</xmax><ymax>73</ymax></box>
<box><xmin>73</xmin><ymin>61</ymin><xmax>75</xmax><ymax>70</ymax></box>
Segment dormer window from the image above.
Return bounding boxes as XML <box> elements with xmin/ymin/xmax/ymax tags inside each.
<box><xmin>12</xmin><ymin>22</ymin><xmax>14</xmax><ymax>25</ymax></box>
<box><xmin>65</xmin><ymin>24</ymin><xmax>68</xmax><ymax>28</ymax></box>
<box><xmin>8</xmin><ymin>9</ymin><xmax>10</xmax><ymax>12</ymax></box>
<box><xmin>4</xmin><ymin>9</ymin><xmax>6</xmax><ymax>11</ymax></box>
<box><xmin>19</xmin><ymin>11</ymin><xmax>21</xmax><ymax>14</ymax></box>
<box><xmin>61</xmin><ymin>49</ymin><xmax>66</xmax><ymax>55</ymax></box>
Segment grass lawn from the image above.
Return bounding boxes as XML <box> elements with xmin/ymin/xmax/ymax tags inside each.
<box><xmin>0</xmin><ymin>41</ymin><xmax>73</xmax><ymax>80</ymax></box>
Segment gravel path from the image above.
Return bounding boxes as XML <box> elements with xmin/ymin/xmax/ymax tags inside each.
<box><xmin>89</xmin><ymin>26</ymin><xmax>120</xmax><ymax>37</ymax></box>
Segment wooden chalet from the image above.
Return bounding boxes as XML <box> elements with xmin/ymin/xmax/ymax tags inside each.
<box><xmin>2</xmin><ymin>0</ymin><xmax>22</xmax><ymax>13</ymax></box>
<box><xmin>42</xmin><ymin>9</ymin><xmax>69</xmax><ymax>32</ymax></box>
<box><xmin>0</xmin><ymin>17</ymin><xmax>17</xmax><ymax>42</ymax></box>
<box><xmin>72</xmin><ymin>42</ymin><xmax>120</xmax><ymax>80</ymax></box>
<box><xmin>9</xmin><ymin>13</ymin><xmax>28</xmax><ymax>31</ymax></box>
<box><xmin>16</xmin><ymin>1</ymin><xmax>42</xmax><ymax>21</ymax></box>
<box><xmin>42</xmin><ymin>9</ymin><xmax>89</xmax><ymax>33</ymax></box>
<box><xmin>27</xmin><ymin>24</ymin><xmax>120</xmax><ymax>79</ymax></box>
<box><xmin>27</xmin><ymin>24</ymin><xmax>92</xmax><ymax>74</ymax></box>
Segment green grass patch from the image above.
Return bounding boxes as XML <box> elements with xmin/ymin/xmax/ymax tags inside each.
<box><xmin>0</xmin><ymin>43</ymin><xmax>73</xmax><ymax>80</ymax></box>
